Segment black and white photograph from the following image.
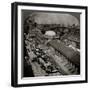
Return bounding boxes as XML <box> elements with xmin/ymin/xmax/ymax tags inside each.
<box><xmin>11</xmin><ymin>2</ymin><xmax>87</xmax><ymax>87</ymax></box>
<box><xmin>23</xmin><ymin>11</ymin><xmax>80</xmax><ymax>77</ymax></box>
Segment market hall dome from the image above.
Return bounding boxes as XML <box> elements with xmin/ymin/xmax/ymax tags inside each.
<box><xmin>45</xmin><ymin>31</ymin><xmax>56</xmax><ymax>37</ymax></box>
<box><xmin>33</xmin><ymin>12</ymin><xmax>80</xmax><ymax>26</ymax></box>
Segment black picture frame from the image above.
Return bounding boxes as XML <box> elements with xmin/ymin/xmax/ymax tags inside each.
<box><xmin>11</xmin><ymin>2</ymin><xmax>88</xmax><ymax>87</ymax></box>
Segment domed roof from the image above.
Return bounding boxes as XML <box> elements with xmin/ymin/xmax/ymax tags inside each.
<box><xmin>32</xmin><ymin>12</ymin><xmax>79</xmax><ymax>26</ymax></box>
<box><xmin>45</xmin><ymin>31</ymin><xmax>56</xmax><ymax>36</ymax></box>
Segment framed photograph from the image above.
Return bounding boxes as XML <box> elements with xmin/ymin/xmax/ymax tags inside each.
<box><xmin>11</xmin><ymin>2</ymin><xmax>88</xmax><ymax>87</ymax></box>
